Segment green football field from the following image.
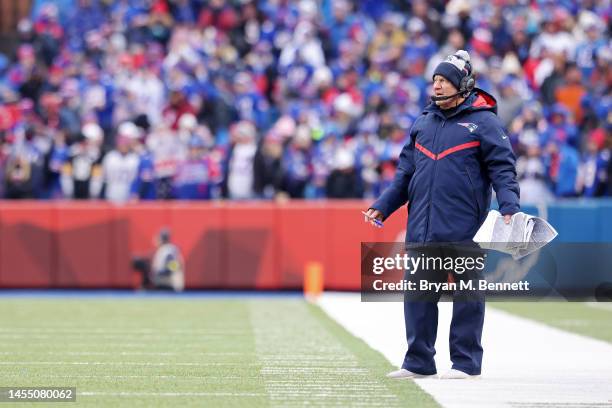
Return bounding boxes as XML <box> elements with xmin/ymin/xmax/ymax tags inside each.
<box><xmin>492</xmin><ymin>301</ymin><xmax>612</xmax><ymax>344</ymax></box>
<box><xmin>1</xmin><ymin>297</ymin><xmax>609</xmax><ymax>407</ymax></box>
<box><xmin>0</xmin><ymin>297</ymin><xmax>439</xmax><ymax>407</ymax></box>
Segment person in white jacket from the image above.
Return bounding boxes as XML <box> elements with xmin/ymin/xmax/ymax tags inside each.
<box><xmin>102</xmin><ymin>122</ymin><xmax>140</xmax><ymax>203</ymax></box>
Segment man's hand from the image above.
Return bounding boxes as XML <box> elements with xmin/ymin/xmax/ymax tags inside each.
<box><xmin>363</xmin><ymin>208</ymin><xmax>384</xmax><ymax>228</ymax></box>
<box><xmin>503</xmin><ymin>214</ymin><xmax>512</xmax><ymax>225</ymax></box>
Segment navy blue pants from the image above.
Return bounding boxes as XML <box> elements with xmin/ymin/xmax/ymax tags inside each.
<box><xmin>401</xmin><ymin>246</ymin><xmax>485</xmax><ymax>375</ymax></box>
<box><xmin>401</xmin><ymin>299</ymin><xmax>485</xmax><ymax>375</ymax></box>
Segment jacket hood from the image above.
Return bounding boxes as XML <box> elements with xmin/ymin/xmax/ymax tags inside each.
<box><xmin>424</xmin><ymin>87</ymin><xmax>498</xmax><ymax>117</ymax></box>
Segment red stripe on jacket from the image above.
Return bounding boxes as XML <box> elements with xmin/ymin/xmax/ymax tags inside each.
<box><xmin>415</xmin><ymin>142</ymin><xmax>437</xmax><ymax>160</ymax></box>
<box><xmin>416</xmin><ymin>141</ymin><xmax>481</xmax><ymax>160</ymax></box>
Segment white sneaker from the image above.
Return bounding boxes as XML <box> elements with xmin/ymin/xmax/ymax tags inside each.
<box><xmin>439</xmin><ymin>368</ymin><xmax>481</xmax><ymax>379</ymax></box>
<box><xmin>386</xmin><ymin>368</ymin><xmax>434</xmax><ymax>379</ymax></box>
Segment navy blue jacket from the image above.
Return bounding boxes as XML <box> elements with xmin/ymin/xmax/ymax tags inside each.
<box><xmin>371</xmin><ymin>89</ymin><xmax>520</xmax><ymax>243</ymax></box>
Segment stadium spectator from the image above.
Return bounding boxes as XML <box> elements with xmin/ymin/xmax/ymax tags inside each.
<box><xmin>539</xmin><ymin>52</ymin><xmax>568</xmax><ymax>107</ymax></box>
<box><xmin>281</xmin><ymin>126</ymin><xmax>313</xmax><ymax>198</ymax></box>
<box><xmin>555</xmin><ymin>65</ymin><xmax>587</xmax><ymax>124</ymax></box>
<box><xmin>516</xmin><ymin>144</ymin><xmax>554</xmax><ymax>204</ymax></box>
<box><xmin>60</xmin><ymin>123</ymin><xmax>103</xmax><ymax>199</ymax></box>
<box><xmin>410</xmin><ymin>0</ymin><xmax>444</xmax><ymax>45</ymax></box>
<box><xmin>544</xmin><ymin>139</ymin><xmax>580</xmax><ymax>198</ymax></box>
<box><xmin>510</xmin><ymin>102</ymin><xmax>548</xmax><ymax>149</ymax></box>
<box><xmin>147</xmin><ymin>120</ymin><xmax>186</xmax><ymax>199</ymax></box>
<box><xmin>130</xmin><ymin>122</ymin><xmax>157</xmax><ymax>200</ymax></box>
<box><xmin>577</xmin><ymin>128</ymin><xmax>610</xmax><ymax>197</ymax></box>
<box><xmin>0</xmin><ymin>0</ymin><xmax>608</xmax><ymax>201</ymax></box>
<box><xmin>101</xmin><ymin>123</ymin><xmax>139</xmax><ymax>202</ymax></box>
<box><xmin>173</xmin><ymin>134</ymin><xmax>214</xmax><ymax>200</ymax></box>
<box><xmin>222</xmin><ymin>120</ymin><xmax>257</xmax><ymax>199</ymax></box>
<box><xmin>4</xmin><ymin>127</ymin><xmax>45</xmax><ymax>199</ymax></box>
<box><xmin>574</xmin><ymin>12</ymin><xmax>607</xmax><ymax>85</ymax></box>
<box><xmin>162</xmin><ymin>90</ymin><xmax>196</xmax><ymax>131</ymax></box>
<box><xmin>197</xmin><ymin>0</ymin><xmax>238</xmax><ymax>33</ymax></box>
<box><xmin>497</xmin><ymin>78</ymin><xmax>524</xmax><ymax>129</ymax></box>
<box><xmin>541</xmin><ymin>104</ymin><xmax>579</xmax><ymax>147</ymax></box>
<box><xmin>325</xmin><ymin>147</ymin><xmax>363</xmax><ymax>198</ymax></box>
<box><xmin>253</xmin><ymin>132</ymin><xmax>283</xmax><ymax>200</ymax></box>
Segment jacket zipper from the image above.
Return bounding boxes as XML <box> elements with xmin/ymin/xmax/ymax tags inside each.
<box><xmin>423</xmin><ymin>117</ymin><xmax>445</xmax><ymax>242</ymax></box>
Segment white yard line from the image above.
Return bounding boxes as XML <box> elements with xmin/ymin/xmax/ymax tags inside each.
<box><xmin>0</xmin><ymin>342</ymin><xmax>227</xmax><ymax>348</ymax></box>
<box><xmin>319</xmin><ymin>292</ymin><xmax>612</xmax><ymax>408</ymax></box>
<box><xmin>0</xmin><ymin>351</ymin><xmax>243</xmax><ymax>356</ymax></box>
<box><xmin>586</xmin><ymin>302</ymin><xmax>612</xmax><ymax>312</ymax></box>
<box><xmin>0</xmin><ymin>328</ymin><xmax>245</xmax><ymax>334</ymax></box>
<box><xmin>0</xmin><ymin>333</ymin><xmax>246</xmax><ymax>339</ymax></box>
<box><xmin>79</xmin><ymin>391</ymin><xmax>267</xmax><ymax>397</ymax></box>
<box><xmin>0</xmin><ymin>374</ymin><xmax>253</xmax><ymax>379</ymax></box>
<box><xmin>0</xmin><ymin>361</ymin><xmax>260</xmax><ymax>366</ymax></box>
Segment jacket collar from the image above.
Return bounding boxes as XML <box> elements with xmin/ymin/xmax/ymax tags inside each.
<box><xmin>423</xmin><ymin>88</ymin><xmax>498</xmax><ymax>119</ymax></box>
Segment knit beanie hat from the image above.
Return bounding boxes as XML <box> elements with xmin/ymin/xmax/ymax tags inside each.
<box><xmin>432</xmin><ymin>50</ymin><xmax>472</xmax><ymax>91</ymax></box>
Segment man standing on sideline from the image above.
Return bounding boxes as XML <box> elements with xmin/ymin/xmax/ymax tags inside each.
<box><xmin>364</xmin><ymin>50</ymin><xmax>520</xmax><ymax>379</ymax></box>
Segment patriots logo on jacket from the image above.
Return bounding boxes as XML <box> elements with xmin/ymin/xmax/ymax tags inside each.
<box><xmin>457</xmin><ymin>122</ymin><xmax>478</xmax><ymax>133</ymax></box>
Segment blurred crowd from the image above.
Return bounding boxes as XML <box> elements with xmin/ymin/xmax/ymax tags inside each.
<box><xmin>0</xmin><ymin>0</ymin><xmax>610</xmax><ymax>203</ymax></box>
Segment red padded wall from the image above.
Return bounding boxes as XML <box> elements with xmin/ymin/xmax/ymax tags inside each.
<box><xmin>0</xmin><ymin>201</ymin><xmax>407</xmax><ymax>290</ymax></box>
<box><xmin>0</xmin><ymin>203</ymin><xmax>55</xmax><ymax>286</ymax></box>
